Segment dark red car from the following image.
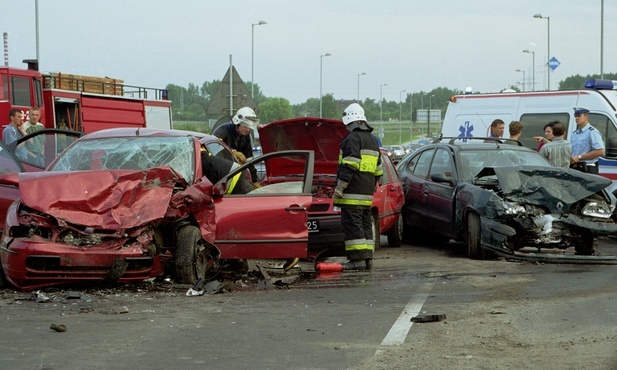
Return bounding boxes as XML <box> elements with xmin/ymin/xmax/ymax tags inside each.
<box><xmin>259</xmin><ymin>117</ymin><xmax>405</xmax><ymax>259</ymax></box>
<box><xmin>0</xmin><ymin>128</ymin><xmax>317</xmax><ymax>290</ymax></box>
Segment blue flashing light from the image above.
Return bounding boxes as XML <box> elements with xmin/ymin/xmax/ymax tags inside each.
<box><xmin>585</xmin><ymin>79</ymin><xmax>617</xmax><ymax>90</ymax></box>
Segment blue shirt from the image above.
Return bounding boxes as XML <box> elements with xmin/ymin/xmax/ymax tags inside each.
<box><xmin>2</xmin><ymin>124</ymin><xmax>27</xmax><ymax>160</ymax></box>
<box><xmin>570</xmin><ymin>124</ymin><xmax>604</xmax><ymax>163</ymax></box>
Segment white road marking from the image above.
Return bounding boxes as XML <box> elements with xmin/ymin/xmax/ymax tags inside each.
<box><xmin>375</xmin><ymin>282</ymin><xmax>434</xmax><ymax>355</ymax></box>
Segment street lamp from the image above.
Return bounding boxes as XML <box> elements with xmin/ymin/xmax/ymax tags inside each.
<box><xmin>428</xmin><ymin>94</ymin><xmax>435</xmax><ymax>137</ymax></box>
<box><xmin>399</xmin><ymin>90</ymin><xmax>406</xmax><ymax>143</ymax></box>
<box><xmin>357</xmin><ymin>72</ymin><xmax>366</xmax><ymax>103</ymax></box>
<box><xmin>523</xmin><ymin>49</ymin><xmax>535</xmax><ymax>91</ymax></box>
<box><xmin>516</xmin><ymin>69</ymin><xmax>526</xmax><ymax>92</ymax></box>
<box><xmin>251</xmin><ymin>20</ymin><xmax>267</xmax><ymax>99</ymax></box>
<box><xmin>319</xmin><ymin>53</ymin><xmax>331</xmax><ymax>118</ymax></box>
<box><xmin>533</xmin><ymin>14</ymin><xmax>550</xmax><ymax>90</ymax></box>
<box><xmin>380</xmin><ymin>83</ymin><xmax>388</xmax><ymax>124</ymax></box>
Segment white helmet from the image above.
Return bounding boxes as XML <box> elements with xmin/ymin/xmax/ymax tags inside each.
<box><xmin>233</xmin><ymin>107</ymin><xmax>259</xmax><ymax>129</ymax></box>
<box><xmin>342</xmin><ymin>103</ymin><xmax>366</xmax><ymax>125</ymax></box>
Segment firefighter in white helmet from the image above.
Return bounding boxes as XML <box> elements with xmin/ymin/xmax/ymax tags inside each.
<box><xmin>212</xmin><ymin>107</ymin><xmax>259</xmax><ymax>183</ymax></box>
<box><xmin>334</xmin><ymin>103</ymin><xmax>383</xmax><ymax>270</ymax></box>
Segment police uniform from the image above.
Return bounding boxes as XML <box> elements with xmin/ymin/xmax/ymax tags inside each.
<box><xmin>570</xmin><ymin>108</ymin><xmax>604</xmax><ymax>174</ymax></box>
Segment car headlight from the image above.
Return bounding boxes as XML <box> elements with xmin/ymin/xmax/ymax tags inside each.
<box><xmin>503</xmin><ymin>202</ymin><xmax>526</xmax><ymax>215</ymax></box>
<box><xmin>582</xmin><ymin>201</ymin><xmax>612</xmax><ymax>219</ymax></box>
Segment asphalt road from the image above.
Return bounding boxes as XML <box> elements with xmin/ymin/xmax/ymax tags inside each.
<box><xmin>1</xmin><ymin>237</ymin><xmax>617</xmax><ymax>369</ymax></box>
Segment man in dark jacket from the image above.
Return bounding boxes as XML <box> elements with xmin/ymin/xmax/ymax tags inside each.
<box><xmin>212</xmin><ymin>107</ymin><xmax>259</xmax><ymax>183</ymax></box>
<box><xmin>201</xmin><ymin>151</ymin><xmax>253</xmax><ymax>195</ymax></box>
<box><xmin>333</xmin><ymin>103</ymin><xmax>383</xmax><ymax>270</ymax></box>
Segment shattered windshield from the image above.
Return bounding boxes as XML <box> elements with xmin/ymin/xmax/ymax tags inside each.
<box><xmin>459</xmin><ymin>148</ymin><xmax>551</xmax><ymax>181</ymax></box>
<box><xmin>50</xmin><ymin>136</ymin><xmax>196</xmax><ymax>183</ymax></box>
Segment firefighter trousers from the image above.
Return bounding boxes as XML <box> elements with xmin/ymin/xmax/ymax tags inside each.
<box><xmin>341</xmin><ymin>206</ymin><xmax>374</xmax><ymax>261</ymax></box>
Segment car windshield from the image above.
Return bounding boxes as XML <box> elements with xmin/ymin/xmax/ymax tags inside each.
<box><xmin>459</xmin><ymin>148</ymin><xmax>550</xmax><ymax>181</ymax></box>
<box><xmin>50</xmin><ymin>136</ymin><xmax>196</xmax><ymax>183</ymax></box>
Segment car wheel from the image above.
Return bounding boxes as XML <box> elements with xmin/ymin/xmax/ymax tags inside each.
<box><xmin>0</xmin><ymin>265</ymin><xmax>7</xmax><ymax>289</ymax></box>
<box><xmin>175</xmin><ymin>225</ymin><xmax>208</xmax><ymax>285</ymax></box>
<box><xmin>576</xmin><ymin>234</ymin><xmax>597</xmax><ymax>256</ymax></box>
<box><xmin>372</xmin><ymin>212</ymin><xmax>381</xmax><ymax>250</ymax></box>
<box><xmin>467</xmin><ymin>212</ymin><xmax>485</xmax><ymax>259</ymax></box>
<box><xmin>386</xmin><ymin>214</ymin><xmax>403</xmax><ymax>248</ymax></box>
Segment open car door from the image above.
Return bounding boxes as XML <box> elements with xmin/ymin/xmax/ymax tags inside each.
<box><xmin>11</xmin><ymin>129</ymin><xmax>83</xmax><ymax>171</ymax></box>
<box><xmin>211</xmin><ymin>150</ymin><xmax>315</xmax><ymax>259</ymax></box>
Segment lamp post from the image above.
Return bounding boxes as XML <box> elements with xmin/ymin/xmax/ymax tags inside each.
<box><xmin>601</xmin><ymin>0</ymin><xmax>604</xmax><ymax>78</ymax></box>
<box><xmin>319</xmin><ymin>53</ymin><xmax>331</xmax><ymax>118</ymax></box>
<box><xmin>357</xmin><ymin>72</ymin><xmax>366</xmax><ymax>103</ymax></box>
<box><xmin>523</xmin><ymin>49</ymin><xmax>535</xmax><ymax>91</ymax></box>
<box><xmin>533</xmin><ymin>14</ymin><xmax>550</xmax><ymax>90</ymax></box>
<box><xmin>428</xmin><ymin>94</ymin><xmax>434</xmax><ymax>137</ymax></box>
<box><xmin>399</xmin><ymin>90</ymin><xmax>406</xmax><ymax>143</ymax></box>
<box><xmin>380</xmin><ymin>83</ymin><xmax>388</xmax><ymax>124</ymax></box>
<box><xmin>516</xmin><ymin>69</ymin><xmax>526</xmax><ymax>92</ymax></box>
<box><xmin>251</xmin><ymin>20</ymin><xmax>266</xmax><ymax>99</ymax></box>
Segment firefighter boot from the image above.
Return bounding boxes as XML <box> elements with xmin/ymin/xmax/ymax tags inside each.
<box><xmin>343</xmin><ymin>260</ymin><xmax>367</xmax><ymax>270</ymax></box>
<box><xmin>365</xmin><ymin>259</ymin><xmax>373</xmax><ymax>270</ymax></box>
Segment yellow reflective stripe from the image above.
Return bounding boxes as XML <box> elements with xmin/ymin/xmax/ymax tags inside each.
<box><xmin>359</xmin><ymin>153</ymin><xmax>378</xmax><ymax>173</ymax></box>
<box><xmin>334</xmin><ymin>198</ymin><xmax>372</xmax><ymax>206</ymax></box>
<box><xmin>226</xmin><ymin>172</ymin><xmax>242</xmax><ymax>194</ymax></box>
<box><xmin>341</xmin><ymin>157</ymin><xmax>361</xmax><ymax>170</ymax></box>
<box><xmin>345</xmin><ymin>240</ymin><xmax>373</xmax><ymax>251</ymax></box>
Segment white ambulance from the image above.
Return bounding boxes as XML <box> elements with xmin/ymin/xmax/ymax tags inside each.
<box><xmin>441</xmin><ymin>79</ymin><xmax>617</xmax><ymax>194</ymax></box>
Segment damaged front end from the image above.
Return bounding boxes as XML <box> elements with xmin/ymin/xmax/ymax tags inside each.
<box><xmin>0</xmin><ymin>168</ymin><xmax>210</xmax><ymax>290</ymax></box>
<box><xmin>470</xmin><ymin>166</ymin><xmax>617</xmax><ymax>263</ymax></box>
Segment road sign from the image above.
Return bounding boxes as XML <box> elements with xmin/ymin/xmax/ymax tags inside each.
<box><xmin>548</xmin><ymin>57</ymin><xmax>560</xmax><ymax>71</ymax></box>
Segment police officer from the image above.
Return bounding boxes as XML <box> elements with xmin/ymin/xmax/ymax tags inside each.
<box><xmin>212</xmin><ymin>107</ymin><xmax>259</xmax><ymax>183</ymax></box>
<box><xmin>334</xmin><ymin>103</ymin><xmax>383</xmax><ymax>270</ymax></box>
<box><xmin>570</xmin><ymin>108</ymin><xmax>605</xmax><ymax>174</ymax></box>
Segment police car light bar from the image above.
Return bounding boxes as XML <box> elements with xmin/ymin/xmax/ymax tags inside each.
<box><xmin>585</xmin><ymin>79</ymin><xmax>617</xmax><ymax>90</ymax></box>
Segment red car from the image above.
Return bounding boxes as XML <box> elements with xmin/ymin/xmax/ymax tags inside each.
<box><xmin>0</xmin><ymin>128</ymin><xmax>317</xmax><ymax>290</ymax></box>
<box><xmin>259</xmin><ymin>117</ymin><xmax>405</xmax><ymax>259</ymax></box>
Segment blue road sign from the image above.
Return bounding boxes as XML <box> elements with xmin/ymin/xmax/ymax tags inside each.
<box><xmin>549</xmin><ymin>57</ymin><xmax>560</xmax><ymax>71</ymax></box>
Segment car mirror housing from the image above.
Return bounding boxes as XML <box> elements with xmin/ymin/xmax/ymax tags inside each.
<box><xmin>212</xmin><ymin>182</ymin><xmax>227</xmax><ymax>197</ymax></box>
<box><xmin>0</xmin><ymin>173</ymin><xmax>19</xmax><ymax>187</ymax></box>
<box><xmin>431</xmin><ymin>172</ymin><xmax>453</xmax><ymax>185</ymax></box>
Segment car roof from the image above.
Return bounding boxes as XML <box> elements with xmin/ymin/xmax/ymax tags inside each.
<box><xmin>80</xmin><ymin>128</ymin><xmax>213</xmax><ymax>140</ymax></box>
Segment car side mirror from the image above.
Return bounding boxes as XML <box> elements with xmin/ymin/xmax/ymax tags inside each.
<box><xmin>431</xmin><ymin>172</ymin><xmax>453</xmax><ymax>185</ymax></box>
<box><xmin>212</xmin><ymin>182</ymin><xmax>227</xmax><ymax>197</ymax></box>
<box><xmin>0</xmin><ymin>173</ymin><xmax>19</xmax><ymax>187</ymax></box>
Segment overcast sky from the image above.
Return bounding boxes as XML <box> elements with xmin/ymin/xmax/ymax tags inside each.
<box><xmin>2</xmin><ymin>1</ymin><xmax>615</xmax><ymax>104</ymax></box>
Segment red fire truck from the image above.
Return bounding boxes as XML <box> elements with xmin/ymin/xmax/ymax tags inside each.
<box><xmin>1</xmin><ymin>60</ymin><xmax>172</xmax><ymax>137</ymax></box>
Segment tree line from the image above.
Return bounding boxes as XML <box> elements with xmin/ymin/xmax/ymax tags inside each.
<box><xmin>167</xmin><ymin>72</ymin><xmax>617</xmax><ymax>128</ymax></box>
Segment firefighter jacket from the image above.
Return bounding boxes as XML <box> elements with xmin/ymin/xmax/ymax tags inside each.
<box><xmin>200</xmin><ymin>152</ymin><xmax>253</xmax><ymax>194</ymax></box>
<box><xmin>212</xmin><ymin>122</ymin><xmax>258</xmax><ymax>182</ymax></box>
<box><xmin>333</xmin><ymin>129</ymin><xmax>383</xmax><ymax>207</ymax></box>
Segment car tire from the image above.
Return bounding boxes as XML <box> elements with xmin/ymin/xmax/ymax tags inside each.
<box><xmin>372</xmin><ymin>211</ymin><xmax>381</xmax><ymax>250</ymax></box>
<box><xmin>0</xmin><ymin>265</ymin><xmax>7</xmax><ymax>289</ymax></box>
<box><xmin>175</xmin><ymin>225</ymin><xmax>208</xmax><ymax>285</ymax></box>
<box><xmin>386</xmin><ymin>214</ymin><xmax>403</xmax><ymax>248</ymax></box>
<box><xmin>467</xmin><ymin>212</ymin><xmax>485</xmax><ymax>259</ymax></box>
<box><xmin>402</xmin><ymin>214</ymin><xmax>413</xmax><ymax>244</ymax></box>
<box><xmin>577</xmin><ymin>234</ymin><xmax>597</xmax><ymax>256</ymax></box>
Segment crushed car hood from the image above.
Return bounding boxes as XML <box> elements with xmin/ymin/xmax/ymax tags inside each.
<box><xmin>476</xmin><ymin>166</ymin><xmax>612</xmax><ymax>212</ymax></box>
<box><xmin>18</xmin><ymin>168</ymin><xmax>185</xmax><ymax>230</ymax></box>
<box><xmin>258</xmin><ymin>117</ymin><xmax>348</xmax><ymax>176</ymax></box>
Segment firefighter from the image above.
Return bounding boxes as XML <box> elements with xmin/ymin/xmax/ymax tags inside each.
<box><xmin>333</xmin><ymin>103</ymin><xmax>383</xmax><ymax>270</ymax></box>
<box><xmin>212</xmin><ymin>107</ymin><xmax>259</xmax><ymax>184</ymax></box>
<box><xmin>200</xmin><ymin>150</ymin><xmax>253</xmax><ymax>194</ymax></box>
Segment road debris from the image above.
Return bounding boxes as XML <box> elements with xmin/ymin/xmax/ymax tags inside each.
<box><xmin>411</xmin><ymin>314</ymin><xmax>447</xmax><ymax>323</ymax></box>
<box><xmin>50</xmin><ymin>324</ymin><xmax>67</xmax><ymax>332</ymax></box>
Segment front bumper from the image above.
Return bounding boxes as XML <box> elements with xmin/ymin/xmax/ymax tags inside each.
<box><xmin>0</xmin><ymin>238</ymin><xmax>163</xmax><ymax>290</ymax></box>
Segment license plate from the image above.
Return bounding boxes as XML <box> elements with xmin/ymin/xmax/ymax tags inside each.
<box><xmin>308</xmin><ymin>219</ymin><xmax>319</xmax><ymax>233</ymax></box>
